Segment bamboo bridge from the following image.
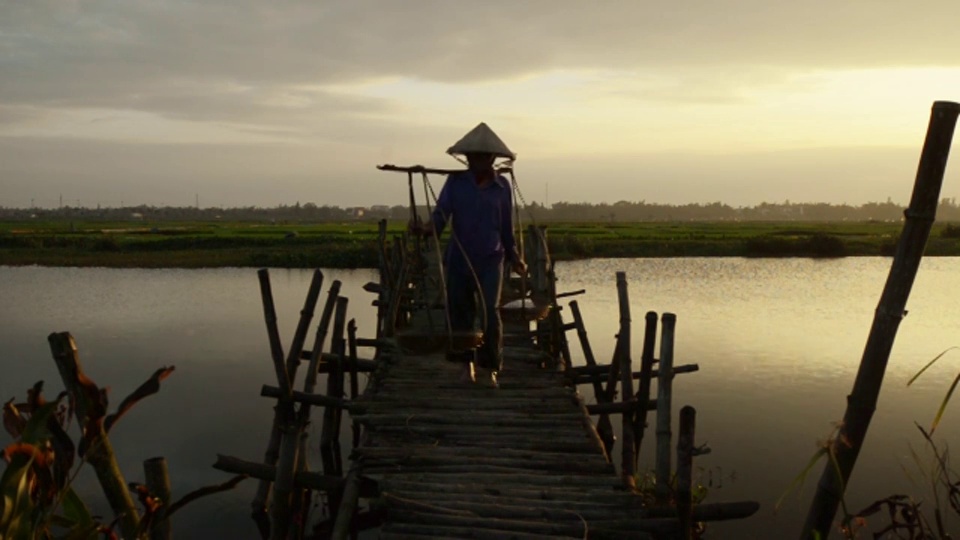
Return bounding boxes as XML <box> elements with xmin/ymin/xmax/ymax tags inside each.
<box><xmin>212</xmin><ymin>215</ymin><xmax>758</xmax><ymax>539</ymax></box>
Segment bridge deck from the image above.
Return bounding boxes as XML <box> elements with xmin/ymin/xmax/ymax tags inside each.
<box><xmin>351</xmin><ymin>345</ymin><xmax>665</xmax><ymax>539</ymax></box>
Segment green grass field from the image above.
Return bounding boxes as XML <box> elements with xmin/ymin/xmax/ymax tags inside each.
<box><xmin>1</xmin><ymin>219</ymin><xmax>957</xmax><ymax>268</ymax></box>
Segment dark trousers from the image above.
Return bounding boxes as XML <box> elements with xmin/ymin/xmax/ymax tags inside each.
<box><xmin>446</xmin><ymin>262</ymin><xmax>503</xmax><ymax>371</ymax></box>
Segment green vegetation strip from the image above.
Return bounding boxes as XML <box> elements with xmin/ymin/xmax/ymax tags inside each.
<box><xmin>1</xmin><ymin>220</ymin><xmax>959</xmax><ymax>268</ymax></box>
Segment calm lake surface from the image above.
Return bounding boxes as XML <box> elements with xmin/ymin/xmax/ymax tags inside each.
<box><xmin>3</xmin><ymin>258</ymin><xmax>960</xmax><ymax>538</ymax></box>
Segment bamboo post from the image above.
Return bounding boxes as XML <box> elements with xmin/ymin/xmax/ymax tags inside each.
<box><xmin>385</xmin><ymin>237</ymin><xmax>408</xmax><ymax>337</ymax></box>
<box><xmin>257</xmin><ymin>269</ymin><xmax>292</xmax><ymax>396</ymax></box>
<box><xmin>549</xmin><ymin>267</ymin><xmax>573</xmax><ymax>370</ymax></box>
<box><xmin>144</xmin><ymin>457</ymin><xmax>172</xmax><ymax>540</ymax></box>
<box><xmin>655</xmin><ymin>313</ymin><xmax>677</xmax><ymax>504</ymax></box>
<box><xmin>570</xmin><ymin>300</ymin><xmax>613</xmax><ymax>454</ymax></box>
<box><xmin>615</xmin><ymin>272</ymin><xmax>636</xmax><ymax>488</ymax></box>
<box><xmin>48</xmin><ymin>332</ymin><xmax>141</xmax><ymax>539</ymax></box>
<box><xmin>569</xmin><ymin>301</ymin><xmax>598</xmax><ymax>369</ymax></box>
<box><xmin>289</xmin><ymin>283</ymin><xmax>343</xmax><ymax>540</ymax></box>
<box><xmin>557</xmin><ymin>299</ymin><xmax>573</xmax><ymax>372</ymax></box>
<box><xmin>330</xmin><ymin>468</ymin><xmax>362</xmax><ymax>540</ymax></box>
<box><xmin>677</xmin><ymin>406</ymin><xmax>696</xmax><ymax>540</ymax></box>
<box><xmin>602</xmin><ymin>337</ymin><xmax>623</xmax><ymax>409</ymax></box>
<box><xmin>321</xmin><ymin>297</ymin><xmax>349</xmax><ymax>518</ymax></box>
<box><xmin>802</xmin><ymin>101</ymin><xmax>960</xmax><ymax>537</ymax></box>
<box><xmin>376</xmin><ymin>219</ymin><xmax>390</xmax><ymax>341</ymax></box>
<box><xmin>634</xmin><ymin>312</ymin><xmax>659</xmax><ymax>458</ymax></box>
<box><xmin>348</xmin><ymin>319</ymin><xmax>361</xmax><ymax>450</ymax></box>
<box><xmin>297</xmin><ymin>280</ymin><xmax>343</xmax><ymax>459</ymax></box>
<box><xmin>253</xmin><ymin>269</ymin><xmax>324</xmax><ymax>538</ymax></box>
<box><xmin>331</xmin><ymin>298</ymin><xmax>349</xmax><ymax>476</ymax></box>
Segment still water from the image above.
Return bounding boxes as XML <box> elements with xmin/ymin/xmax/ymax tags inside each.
<box><xmin>2</xmin><ymin>259</ymin><xmax>960</xmax><ymax>538</ymax></box>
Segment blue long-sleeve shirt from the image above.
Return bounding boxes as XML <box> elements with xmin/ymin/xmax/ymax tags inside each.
<box><xmin>431</xmin><ymin>170</ymin><xmax>519</xmax><ymax>274</ymax></box>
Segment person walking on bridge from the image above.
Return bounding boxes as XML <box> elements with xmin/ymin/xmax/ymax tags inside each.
<box><xmin>413</xmin><ymin>123</ymin><xmax>527</xmax><ymax>387</ymax></box>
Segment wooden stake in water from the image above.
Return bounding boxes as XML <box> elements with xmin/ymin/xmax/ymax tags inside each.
<box><xmin>803</xmin><ymin>101</ymin><xmax>960</xmax><ymax>538</ymax></box>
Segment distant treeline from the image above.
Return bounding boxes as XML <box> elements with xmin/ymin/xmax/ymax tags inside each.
<box><xmin>6</xmin><ymin>198</ymin><xmax>960</xmax><ymax>222</ymax></box>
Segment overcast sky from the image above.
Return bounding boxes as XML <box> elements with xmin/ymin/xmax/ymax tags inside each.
<box><xmin>3</xmin><ymin>1</ymin><xmax>960</xmax><ymax>209</ymax></box>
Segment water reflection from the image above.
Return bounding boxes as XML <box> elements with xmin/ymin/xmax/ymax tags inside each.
<box><xmin>2</xmin><ymin>259</ymin><xmax>960</xmax><ymax>537</ymax></box>
<box><xmin>564</xmin><ymin>257</ymin><xmax>960</xmax><ymax>536</ymax></box>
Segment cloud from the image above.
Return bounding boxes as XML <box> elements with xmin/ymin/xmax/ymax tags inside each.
<box><xmin>4</xmin><ymin>0</ymin><xmax>960</xmax><ymax>113</ymax></box>
<box><xmin>0</xmin><ymin>106</ymin><xmax>47</xmax><ymax>125</ymax></box>
<box><xmin>3</xmin><ymin>1</ymin><xmax>958</xmax><ymax>208</ymax></box>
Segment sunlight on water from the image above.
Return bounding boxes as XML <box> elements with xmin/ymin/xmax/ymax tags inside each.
<box><xmin>2</xmin><ymin>259</ymin><xmax>960</xmax><ymax>537</ymax></box>
<box><xmin>558</xmin><ymin>257</ymin><xmax>960</xmax><ymax>536</ymax></box>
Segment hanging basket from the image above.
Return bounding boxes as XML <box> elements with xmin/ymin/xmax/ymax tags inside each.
<box><xmin>499</xmin><ymin>298</ymin><xmax>551</xmax><ymax>322</ymax></box>
<box><xmin>394</xmin><ymin>328</ymin><xmax>484</xmax><ymax>355</ymax></box>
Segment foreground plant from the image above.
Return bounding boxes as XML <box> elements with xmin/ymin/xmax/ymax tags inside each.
<box><xmin>829</xmin><ymin>346</ymin><xmax>960</xmax><ymax>539</ymax></box>
<box><xmin>0</xmin><ymin>332</ymin><xmax>245</xmax><ymax>539</ymax></box>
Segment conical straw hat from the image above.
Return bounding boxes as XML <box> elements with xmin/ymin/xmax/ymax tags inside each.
<box><xmin>447</xmin><ymin>122</ymin><xmax>516</xmax><ymax>160</ymax></box>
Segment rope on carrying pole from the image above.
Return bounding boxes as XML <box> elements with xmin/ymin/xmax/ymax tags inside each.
<box><xmin>421</xmin><ymin>172</ymin><xmax>454</xmax><ymax>346</ymax></box>
<box><xmin>407</xmin><ymin>171</ymin><xmax>435</xmax><ymax>333</ymax></box>
<box><xmin>505</xmin><ymin>168</ymin><xmax>528</xmax><ymax>313</ymax></box>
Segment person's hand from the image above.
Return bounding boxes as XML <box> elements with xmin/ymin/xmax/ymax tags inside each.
<box><xmin>511</xmin><ymin>259</ymin><xmax>528</xmax><ymax>276</ymax></box>
<box><xmin>408</xmin><ymin>220</ymin><xmax>434</xmax><ymax>237</ymax></box>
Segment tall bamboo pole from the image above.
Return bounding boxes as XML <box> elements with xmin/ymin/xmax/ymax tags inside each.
<box><xmin>802</xmin><ymin>101</ymin><xmax>960</xmax><ymax>538</ymax></box>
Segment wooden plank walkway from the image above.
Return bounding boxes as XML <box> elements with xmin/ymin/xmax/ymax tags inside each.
<box><xmin>351</xmin><ymin>345</ymin><xmax>671</xmax><ymax>539</ymax></box>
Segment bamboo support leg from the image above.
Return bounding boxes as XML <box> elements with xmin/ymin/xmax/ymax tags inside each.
<box><xmin>655</xmin><ymin>313</ymin><xmax>677</xmax><ymax>504</ymax></box>
<box><xmin>634</xmin><ymin>311</ymin><xmax>658</xmax><ymax>459</ymax></box>
<box><xmin>348</xmin><ymin>320</ymin><xmax>361</xmax><ymax>449</ymax></box>
<box><xmin>677</xmin><ymin>406</ymin><xmax>696</xmax><ymax>540</ymax></box>
<box><xmin>330</xmin><ymin>468</ymin><xmax>362</xmax><ymax>540</ymax></box>
<box><xmin>615</xmin><ymin>272</ymin><xmax>636</xmax><ymax>488</ymax></box>
<box><xmin>321</xmin><ymin>297</ymin><xmax>349</xmax><ymax>518</ymax></box>
<box><xmin>253</xmin><ymin>269</ymin><xmax>324</xmax><ymax>538</ymax></box>
<box><xmin>591</xmin><ymin>336</ymin><xmax>622</xmax><ymax>463</ymax></box>
<box><xmin>570</xmin><ymin>300</ymin><xmax>614</xmax><ymax>453</ymax></box>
